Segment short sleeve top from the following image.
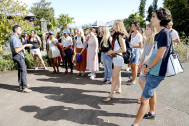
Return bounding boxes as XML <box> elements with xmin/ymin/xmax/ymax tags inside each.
<box><xmin>130</xmin><ymin>32</ymin><xmax>142</xmax><ymax>47</ymax></box>
<box><xmin>148</xmin><ymin>28</ymin><xmax>172</xmax><ymax>76</ymax></box>
<box><xmin>47</xmin><ymin>39</ymin><xmax>58</xmax><ymax>49</ymax></box>
<box><xmin>61</xmin><ymin>36</ymin><xmax>73</xmax><ymax>48</ymax></box>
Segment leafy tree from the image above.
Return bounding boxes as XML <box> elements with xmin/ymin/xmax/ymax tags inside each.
<box><xmin>153</xmin><ymin>0</ymin><xmax>158</xmax><ymax>11</ymax></box>
<box><xmin>146</xmin><ymin>5</ymin><xmax>154</xmax><ymax>22</ymax></box>
<box><xmin>30</xmin><ymin>0</ymin><xmax>54</xmax><ymax>22</ymax></box>
<box><xmin>0</xmin><ymin>0</ymin><xmax>30</xmax><ymax>45</ymax></box>
<box><xmin>123</xmin><ymin>12</ymin><xmax>145</xmax><ymax>31</ymax></box>
<box><xmin>58</xmin><ymin>14</ymin><xmax>74</xmax><ymax>31</ymax></box>
<box><xmin>139</xmin><ymin>0</ymin><xmax>147</xmax><ymax>18</ymax></box>
<box><xmin>164</xmin><ymin>0</ymin><xmax>189</xmax><ymax>36</ymax></box>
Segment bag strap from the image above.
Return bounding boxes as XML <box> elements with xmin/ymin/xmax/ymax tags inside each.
<box><xmin>112</xmin><ymin>32</ymin><xmax>120</xmax><ymax>50</ymax></box>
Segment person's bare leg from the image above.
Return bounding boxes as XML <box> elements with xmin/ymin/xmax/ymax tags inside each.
<box><xmin>116</xmin><ymin>69</ymin><xmax>122</xmax><ymax>92</ymax></box>
<box><xmin>37</xmin><ymin>54</ymin><xmax>46</xmax><ymax>68</ymax></box>
<box><xmin>32</xmin><ymin>55</ymin><xmax>38</xmax><ymax>68</ymax></box>
<box><xmin>133</xmin><ymin>96</ymin><xmax>149</xmax><ymax>126</ymax></box>
<box><xmin>132</xmin><ymin>64</ymin><xmax>138</xmax><ymax>82</ymax></box>
<box><xmin>109</xmin><ymin>66</ymin><xmax>122</xmax><ymax>97</ymax></box>
<box><xmin>149</xmin><ymin>93</ymin><xmax>156</xmax><ymax>114</ymax></box>
<box><xmin>50</xmin><ymin>58</ymin><xmax>55</xmax><ymax>72</ymax></box>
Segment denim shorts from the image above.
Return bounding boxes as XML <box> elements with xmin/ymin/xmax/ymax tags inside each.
<box><xmin>113</xmin><ymin>55</ymin><xmax>124</xmax><ymax>66</ymax></box>
<box><xmin>142</xmin><ymin>73</ymin><xmax>165</xmax><ymax>99</ymax></box>
<box><xmin>131</xmin><ymin>49</ymin><xmax>140</xmax><ymax>64</ymax></box>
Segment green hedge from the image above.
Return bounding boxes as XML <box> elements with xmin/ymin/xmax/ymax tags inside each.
<box><xmin>0</xmin><ymin>52</ymin><xmax>51</xmax><ymax>72</ymax></box>
<box><xmin>175</xmin><ymin>38</ymin><xmax>189</xmax><ymax>63</ymax></box>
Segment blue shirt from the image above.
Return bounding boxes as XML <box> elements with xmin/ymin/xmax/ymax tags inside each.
<box><xmin>9</xmin><ymin>33</ymin><xmax>25</xmax><ymax>59</ymax></box>
<box><xmin>148</xmin><ymin>28</ymin><xmax>172</xmax><ymax>76</ymax></box>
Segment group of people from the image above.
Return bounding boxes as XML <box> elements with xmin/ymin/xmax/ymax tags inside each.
<box><xmin>9</xmin><ymin>8</ymin><xmax>180</xmax><ymax>126</ymax></box>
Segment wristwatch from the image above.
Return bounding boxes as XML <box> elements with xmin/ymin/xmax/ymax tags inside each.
<box><xmin>143</xmin><ymin>64</ymin><xmax>148</xmax><ymax>68</ymax></box>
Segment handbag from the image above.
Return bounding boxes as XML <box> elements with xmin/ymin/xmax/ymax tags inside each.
<box><xmin>166</xmin><ymin>42</ymin><xmax>183</xmax><ymax>77</ymax></box>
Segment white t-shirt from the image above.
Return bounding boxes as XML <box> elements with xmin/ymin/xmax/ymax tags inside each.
<box><xmin>47</xmin><ymin>39</ymin><xmax>58</xmax><ymax>48</ymax></box>
<box><xmin>61</xmin><ymin>36</ymin><xmax>73</xmax><ymax>47</ymax></box>
<box><xmin>171</xmin><ymin>29</ymin><xmax>179</xmax><ymax>41</ymax></box>
<box><xmin>130</xmin><ymin>32</ymin><xmax>142</xmax><ymax>47</ymax></box>
<box><xmin>75</xmin><ymin>37</ymin><xmax>85</xmax><ymax>48</ymax></box>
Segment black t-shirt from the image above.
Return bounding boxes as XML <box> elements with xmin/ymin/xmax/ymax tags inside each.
<box><xmin>100</xmin><ymin>39</ymin><xmax>112</xmax><ymax>52</ymax></box>
<box><xmin>97</xmin><ymin>35</ymin><xmax>102</xmax><ymax>47</ymax></box>
<box><xmin>148</xmin><ymin>28</ymin><xmax>172</xmax><ymax>76</ymax></box>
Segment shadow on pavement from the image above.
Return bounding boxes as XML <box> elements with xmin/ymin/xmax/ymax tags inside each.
<box><xmin>20</xmin><ymin>105</ymin><xmax>136</xmax><ymax>126</ymax></box>
<box><xmin>27</xmin><ymin>69</ymin><xmax>132</xmax><ymax>85</ymax></box>
<box><xmin>31</xmin><ymin>86</ymin><xmax>137</xmax><ymax>109</ymax></box>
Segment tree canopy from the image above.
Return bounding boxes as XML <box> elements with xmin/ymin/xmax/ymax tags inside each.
<box><xmin>139</xmin><ymin>0</ymin><xmax>147</xmax><ymax>19</ymax></box>
<box><xmin>164</xmin><ymin>0</ymin><xmax>189</xmax><ymax>36</ymax></box>
<box><xmin>123</xmin><ymin>12</ymin><xmax>145</xmax><ymax>31</ymax></box>
<box><xmin>58</xmin><ymin>14</ymin><xmax>74</xmax><ymax>31</ymax></box>
<box><xmin>30</xmin><ymin>0</ymin><xmax>54</xmax><ymax>22</ymax></box>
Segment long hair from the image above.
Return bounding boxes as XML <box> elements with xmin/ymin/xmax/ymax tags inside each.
<box><xmin>114</xmin><ymin>20</ymin><xmax>128</xmax><ymax>36</ymax></box>
<box><xmin>100</xmin><ymin>27</ymin><xmax>110</xmax><ymax>47</ymax></box>
<box><xmin>77</xmin><ymin>28</ymin><xmax>84</xmax><ymax>37</ymax></box>
<box><xmin>145</xmin><ymin>23</ymin><xmax>157</xmax><ymax>45</ymax></box>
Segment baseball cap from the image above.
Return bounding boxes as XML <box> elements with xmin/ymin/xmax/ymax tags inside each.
<box><xmin>63</xmin><ymin>29</ymin><xmax>70</xmax><ymax>34</ymax></box>
<box><xmin>49</xmin><ymin>31</ymin><xmax>54</xmax><ymax>35</ymax></box>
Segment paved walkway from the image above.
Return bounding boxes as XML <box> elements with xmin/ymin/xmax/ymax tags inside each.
<box><xmin>0</xmin><ymin>63</ymin><xmax>189</xmax><ymax>126</ymax></box>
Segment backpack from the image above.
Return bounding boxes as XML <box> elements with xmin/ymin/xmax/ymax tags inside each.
<box><xmin>115</xmin><ymin>33</ymin><xmax>133</xmax><ymax>64</ymax></box>
<box><xmin>75</xmin><ymin>36</ymin><xmax>84</xmax><ymax>43</ymax></box>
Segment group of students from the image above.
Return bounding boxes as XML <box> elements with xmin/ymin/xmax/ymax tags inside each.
<box><xmin>9</xmin><ymin>8</ymin><xmax>179</xmax><ymax>126</ymax></box>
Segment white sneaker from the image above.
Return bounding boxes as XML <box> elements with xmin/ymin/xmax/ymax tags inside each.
<box><xmin>88</xmin><ymin>73</ymin><xmax>93</xmax><ymax>76</ymax></box>
<box><xmin>44</xmin><ymin>67</ymin><xmax>47</xmax><ymax>70</ymax></box>
<box><xmin>90</xmin><ymin>74</ymin><xmax>96</xmax><ymax>79</ymax></box>
<box><xmin>22</xmin><ymin>88</ymin><xmax>32</xmax><ymax>93</ymax></box>
<box><xmin>126</xmin><ymin>67</ymin><xmax>131</xmax><ymax>72</ymax></box>
<box><xmin>101</xmin><ymin>79</ymin><xmax>107</xmax><ymax>82</ymax></box>
<box><xmin>34</xmin><ymin>67</ymin><xmax>38</xmax><ymax>70</ymax></box>
<box><xmin>105</xmin><ymin>80</ymin><xmax>112</xmax><ymax>84</ymax></box>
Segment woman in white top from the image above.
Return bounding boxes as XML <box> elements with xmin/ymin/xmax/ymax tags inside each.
<box><xmin>74</xmin><ymin>28</ymin><xmax>87</xmax><ymax>76</ymax></box>
<box><xmin>103</xmin><ymin>20</ymin><xmax>127</xmax><ymax>102</ymax></box>
<box><xmin>47</xmin><ymin>31</ymin><xmax>60</xmax><ymax>73</ymax></box>
<box><xmin>61</xmin><ymin>29</ymin><xmax>73</xmax><ymax>74</ymax></box>
<box><xmin>126</xmin><ymin>22</ymin><xmax>143</xmax><ymax>85</ymax></box>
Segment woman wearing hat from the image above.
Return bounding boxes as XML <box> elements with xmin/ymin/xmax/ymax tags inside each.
<box><xmin>61</xmin><ymin>29</ymin><xmax>73</xmax><ymax>74</ymax></box>
<box><xmin>74</xmin><ymin>28</ymin><xmax>87</xmax><ymax>76</ymax></box>
<box><xmin>47</xmin><ymin>31</ymin><xmax>61</xmax><ymax>73</ymax></box>
<box><xmin>30</xmin><ymin>30</ymin><xmax>47</xmax><ymax>70</ymax></box>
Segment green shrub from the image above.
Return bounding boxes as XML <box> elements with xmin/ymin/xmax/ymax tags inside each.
<box><xmin>24</xmin><ymin>52</ymin><xmax>51</xmax><ymax>68</ymax></box>
<box><xmin>0</xmin><ymin>46</ymin><xmax>5</xmax><ymax>56</ymax></box>
<box><xmin>175</xmin><ymin>38</ymin><xmax>189</xmax><ymax>63</ymax></box>
<box><xmin>0</xmin><ymin>58</ymin><xmax>17</xmax><ymax>71</ymax></box>
<box><xmin>0</xmin><ymin>52</ymin><xmax>51</xmax><ymax>72</ymax></box>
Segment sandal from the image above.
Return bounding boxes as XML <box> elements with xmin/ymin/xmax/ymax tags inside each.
<box><xmin>77</xmin><ymin>73</ymin><xmax>81</xmax><ymax>76</ymax></box>
<box><xmin>113</xmin><ymin>90</ymin><xmax>121</xmax><ymax>94</ymax></box>
<box><xmin>126</xmin><ymin>81</ymin><xmax>136</xmax><ymax>85</ymax></box>
<box><xmin>81</xmin><ymin>73</ymin><xmax>85</xmax><ymax>76</ymax></box>
<box><xmin>103</xmin><ymin>96</ymin><xmax>113</xmax><ymax>102</ymax></box>
<box><xmin>52</xmin><ymin>71</ymin><xmax>57</xmax><ymax>74</ymax></box>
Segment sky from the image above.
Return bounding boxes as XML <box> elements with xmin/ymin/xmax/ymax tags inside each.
<box><xmin>18</xmin><ymin>0</ymin><xmax>164</xmax><ymax>27</ymax></box>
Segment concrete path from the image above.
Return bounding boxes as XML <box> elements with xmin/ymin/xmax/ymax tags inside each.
<box><xmin>0</xmin><ymin>63</ymin><xmax>189</xmax><ymax>126</ymax></box>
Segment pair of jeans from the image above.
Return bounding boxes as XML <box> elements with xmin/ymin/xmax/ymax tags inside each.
<box><xmin>101</xmin><ymin>52</ymin><xmax>112</xmax><ymax>81</ymax></box>
<box><xmin>64</xmin><ymin>48</ymin><xmax>73</xmax><ymax>70</ymax></box>
<box><xmin>13</xmin><ymin>54</ymin><xmax>27</xmax><ymax>89</ymax></box>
